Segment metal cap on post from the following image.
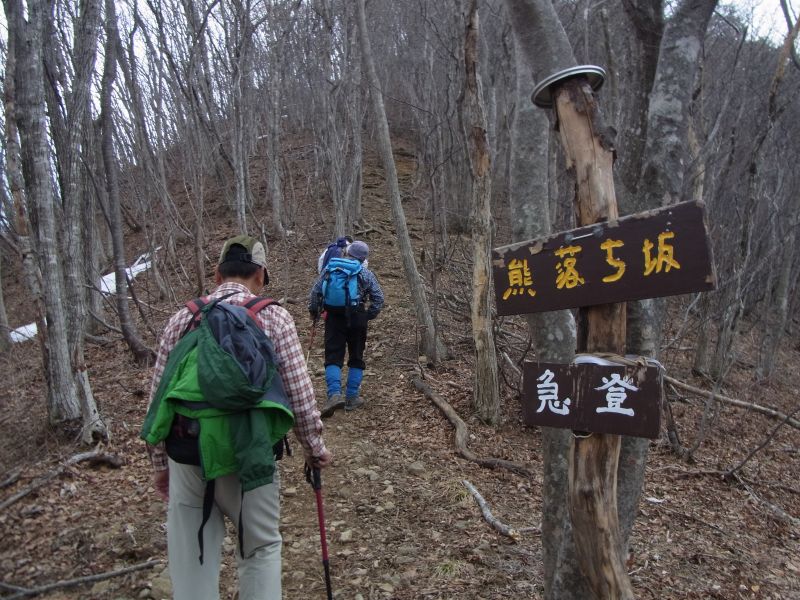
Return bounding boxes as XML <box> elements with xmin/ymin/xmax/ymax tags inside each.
<box><xmin>531</xmin><ymin>65</ymin><xmax>606</xmax><ymax>108</ymax></box>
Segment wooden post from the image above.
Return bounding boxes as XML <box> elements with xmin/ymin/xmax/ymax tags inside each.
<box><xmin>554</xmin><ymin>78</ymin><xmax>633</xmax><ymax>599</ymax></box>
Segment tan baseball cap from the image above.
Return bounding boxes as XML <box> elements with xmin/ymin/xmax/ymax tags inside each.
<box><xmin>219</xmin><ymin>235</ymin><xmax>268</xmax><ymax>270</ymax></box>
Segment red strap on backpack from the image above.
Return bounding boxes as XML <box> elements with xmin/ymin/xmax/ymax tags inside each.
<box><xmin>241</xmin><ymin>296</ymin><xmax>279</xmax><ymax>324</ymax></box>
<box><xmin>182</xmin><ymin>296</ymin><xmax>211</xmax><ymax>336</ymax></box>
<box><xmin>182</xmin><ymin>295</ymin><xmax>279</xmax><ymax>336</ymax></box>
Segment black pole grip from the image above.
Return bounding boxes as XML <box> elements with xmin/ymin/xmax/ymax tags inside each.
<box><xmin>305</xmin><ymin>463</ymin><xmax>322</xmax><ymax>491</ymax></box>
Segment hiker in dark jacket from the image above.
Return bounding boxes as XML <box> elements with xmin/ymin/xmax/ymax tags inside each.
<box><xmin>317</xmin><ymin>235</ymin><xmax>368</xmax><ymax>273</ymax></box>
<box><xmin>309</xmin><ymin>240</ymin><xmax>384</xmax><ymax>417</ymax></box>
<box><xmin>144</xmin><ymin>235</ymin><xmax>331</xmax><ymax>600</ymax></box>
<box><xmin>317</xmin><ymin>235</ymin><xmax>352</xmax><ymax>274</ymax></box>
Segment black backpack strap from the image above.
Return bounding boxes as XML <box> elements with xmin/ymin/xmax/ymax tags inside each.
<box><xmin>198</xmin><ymin>479</ymin><xmax>216</xmax><ymax>564</ymax></box>
<box><xmin>273</xmin><ymin>436</ymin><xmax>290</xmax><ymax>461</ymax></box>
<box><xmin>239</xmin><ymin>488</ymin><xmax>246</xmax><ymax>559</ymax></box>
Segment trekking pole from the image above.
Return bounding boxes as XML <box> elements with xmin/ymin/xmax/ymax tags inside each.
<box><xmin>305</xmin><ymin>463</ymin><xmax>333</xmax><ymax>600</ymax></box>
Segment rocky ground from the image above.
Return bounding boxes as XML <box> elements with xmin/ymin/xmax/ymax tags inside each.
<box><xmin>1</xmin><ymin>149</ymin><xmax>798</xmax><ymax>599</ymax></box>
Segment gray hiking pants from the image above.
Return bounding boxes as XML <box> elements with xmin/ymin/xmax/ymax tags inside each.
<box><xmin>167</xmin><ymin>458</ymin><xmax>282</xmax><ymax>600</ymax></box>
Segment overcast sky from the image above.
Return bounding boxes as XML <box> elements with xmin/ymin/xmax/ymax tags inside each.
<box><xmin>723</xmin><ymin>0</ymin><xmax>793</xmax><ymax>43</ymax></box>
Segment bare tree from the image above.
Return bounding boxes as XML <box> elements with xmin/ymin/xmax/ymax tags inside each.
<box><xmin>0</xmin><ymin>245</ymin><xmax>10</xmax><ymax>351</ymax></box>
<box><xmin>6</xmin><ymin>0</ymin><xmax>83</xmax><ymax>427</ymax></box>
<box><xmin>48</xmin><ymin>0</ymin><xmax>108</xmax><ymax>442</ymax></box>
<box><xmin>508</xmin><ymin>25</ymin><xmax>582</xmax><ymax>599</ymax></box>
<box><xmin>222</xmin><ymin>0</ymin><xmax>260</xmax><ymax>235</ymax></box>
<box><xmin>356</xmin><ymin>0</ymin><xmax>447</xmax><ymax>363</ymax></box>
<box><xmin>3</xmin><ymin>0</ymin><xmax>49</xmax><ymax>377</ymax></box>
<box><xmin>462</xmin><ymin>0</ymin><xmax>500</xmax><ymax>423</ymax></box>
<box><xmin>100</xmin><ymin>0</ymin><xmax>154</xmax><ymax>366</ymax></box>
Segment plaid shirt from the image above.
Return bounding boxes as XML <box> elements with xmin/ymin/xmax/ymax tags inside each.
<box><xmin>147</xmin><ymin>282</ymin><xmax>327</xmax><ymax>471</ymax></box>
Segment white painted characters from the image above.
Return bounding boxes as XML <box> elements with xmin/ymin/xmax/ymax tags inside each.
<box><xmin>535</xmin><ymin>369</ymin><xmax>571</xmax><ymax>416</ymax></box>
<box><xmin>594</xmin><ymin>373</ymin><xmax>638</xmax><ymax>416</ymax></box>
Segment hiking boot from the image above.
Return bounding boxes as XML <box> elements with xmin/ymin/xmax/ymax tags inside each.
<box><xmin>320</xmin><ymin>394</ymin><xmax>344</xmax><ymax>418</ymax></box>
<box><xmin>345</xmin><ymin>395</ymin><xmax>365</xmax><ymax>411</ymax></box>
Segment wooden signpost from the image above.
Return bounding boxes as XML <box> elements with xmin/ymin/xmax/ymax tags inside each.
<box><xmin>493</xmin><ymin>200</ymin><xmax>715</xmax><ymax>440</ymax></box>
<box><xmin>494</xmin><ymin>64</ymin><xmax>717</xmax><ymax>599</ymax></box>
<box><xmin>493</xmin><ymin>200</ymin><xmax>716</xmax><ymax>317</ymax></box>
<box><xmin>495</xmin><ymin>198</ymin><xmax>715</xmax><ymax>441</ymax></box>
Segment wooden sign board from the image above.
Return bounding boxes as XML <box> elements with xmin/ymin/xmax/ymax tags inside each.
<box><xmin>493</xmin><ymin>201</ymin><xmax>716</xmax><ymax>316</ymax></box>
<box><xmin>521</xmin><ymin>361</ymin><xmax>662</xmax><ymax>438</ymax></box>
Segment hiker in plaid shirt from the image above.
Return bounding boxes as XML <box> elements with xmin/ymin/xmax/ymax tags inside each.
<box><xmin>144</xmin><ymin>235</ymin><xmax>331</xmax><ymax>600</ymax></box>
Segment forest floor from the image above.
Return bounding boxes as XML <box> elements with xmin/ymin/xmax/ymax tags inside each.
<box><xmin>1</xmin><ymin>147</ymin><xmax>799</xmax><ymax>600</ymax></box>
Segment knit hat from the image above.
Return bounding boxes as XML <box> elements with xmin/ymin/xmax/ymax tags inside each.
<box><xmin>347</xmin><ymin>240</ymin><xmax>369</xmax><ymax>262</ymax></box>
<box><xmin>219</xmin><ymin>235</ymin><xmax>269</xmax><ymax>283</ymax></box>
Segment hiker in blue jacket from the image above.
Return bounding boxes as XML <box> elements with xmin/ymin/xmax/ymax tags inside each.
<box><xmin>309</xmin><ymin>240</ymin><xmax>384</xmax><ymax>417</ymax></box>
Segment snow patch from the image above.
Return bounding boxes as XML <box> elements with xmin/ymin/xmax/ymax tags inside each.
<box><xmin>11</xmin><ymin>250</ymin><xmax>157</xmax><ymax>343</ymax></box>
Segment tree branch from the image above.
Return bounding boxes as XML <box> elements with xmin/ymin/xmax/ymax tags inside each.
<box><xmin>0</xmin><ymin>451</ymin><xmax>123</xmax><ymax>512</ymax></box>
<box><xmin>462</xmin><ymin>479</ymin><xmax>521</xmax><ymax>541</ymax></box>
<box><xmin>0</xmin><ymin>560</ymin><xmax>160</xmax><ymax>600</ymax></box>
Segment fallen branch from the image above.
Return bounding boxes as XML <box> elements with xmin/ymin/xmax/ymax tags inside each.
<box><xmin>725</xmin><ymin>403</ymin><xmax>800</xmax><ymax>479</ymax></box>
<box><xmin>462</xmin><ymin>479</ymin><xmax>520</xmax><ymax>541</ymax></box>
<box><xmin>0</xmin><ymin>559</ymin><xmax>161</xmax><ymax>600</ymax></box>
<box><xmin>0</xmin><ymin>469</ymin><xmax>21</xmax><ymax>490</ymax></box>
<box><xmin>0</xmin><ymin>451</ymin><xmax>124</xmax><ymax>512</ymax></box>
<box><xmin>500</xmin><ymin>351</ymin><xmax>522</xmax><ymax>380</ymax></box>
<box><xmin>731</xmin><ymin>473</ymin><xmax>800</xmax><ymax>529</ymax></box>
<box><xmin>665</xmin><ymin>375</ymin><xmax>800</xmax><ymax>430</ymax></box>
<box><xmin>411</xmin><ymin>376</ymin><xmax>534</xmax><ymax>478</ymax></box>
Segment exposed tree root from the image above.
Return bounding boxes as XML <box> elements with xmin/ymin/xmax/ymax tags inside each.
<box><xmin>462</xmin><ymin>479</ymin><xmax>520</xmax><ymax>541</ymax></box>
<box><xmin>0</xmin><ymin>559</ymin><xmax>160</xmax><ymax>599</ymax></box>
<box><xmin>0</xmin><ymin>450</ymin><xmax>124</xmax><ymax>512</ymax></box>
<box><xmin>411</xmin><ymin>376</ymin><xmax>534</xmax><ymax>478</ymax></box>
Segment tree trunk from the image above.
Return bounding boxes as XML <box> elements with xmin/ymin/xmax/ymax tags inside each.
<box><xmin>636</xmin><ymin>0</ymin><xmax>719</xmax><ymax>209</ymax></box>
<box><xmin>758</xmin><ymin>193</ymin><xmax>798</xmax><ymax>379</ymax></box>
<box><xmin>621</xmin><ymin>0</ymin><xmax>718</xmax><ymax>550</ymax></box>
<box><xmin>10</xmin><ymin>0</ymin><xmax>81</xmax><ymax>424</ymax></box>
<box><xmin>509</xmin><ymin>32</ymin><xmax>585</xmax><ymax>599</ymax></box>
<box><xmin>3</xmin><ymin>0</ymin><xmax>49</xmax><ymax>376</ymax></box>
<box><xmin>266</xmin><ymin>80</ymin><xmax>286</xmax><ymax>235</ymax></box>
<box><xmin>555</xmin><ymin>78</ymin><xmax>633</xmax><ymax>600</ymax></box>
<box><xmin>100</xmin><ymin>0</ymin><xmax>153</xmax><ymax>367</ymax></box>
<box><xmin>0</xmin><ymin>249</ymin><xmax>10</xmax><ymax>351</ymax></box>
<box><xmin>57</xmin><ymin>0</ymin><xmax>106</xmax><ymax>443</ymax></box>
<box><xmin>463</xmin><ymin>0</ymin><xmax>500</xmax><ymax>424</ymax></box>
<box><xmin>356</xmin><ymin>0</ymin><xmax>447</xmax><ymax>363</ymax></box>
<box><xmin>614</xmin><ymin>0</ymin><xmax>664</xmax><ymax>209</ymax></box>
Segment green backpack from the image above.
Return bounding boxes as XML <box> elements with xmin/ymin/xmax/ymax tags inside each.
<box><xmin>142</xmin><ymin>294</ymin><xmax>294</xmax><ymax>488</ymax></box>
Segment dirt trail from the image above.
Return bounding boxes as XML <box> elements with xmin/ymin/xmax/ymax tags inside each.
<box><xmin>275</xmin><ymin>155</ymin><xmax>543</xmax><ymax>599</ymax></box>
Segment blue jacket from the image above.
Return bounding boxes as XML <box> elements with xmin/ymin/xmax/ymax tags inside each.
<box><xmin>309</xmin><ymin>263</ymin><xmax>384</xmax><ymax>320</ymax></box>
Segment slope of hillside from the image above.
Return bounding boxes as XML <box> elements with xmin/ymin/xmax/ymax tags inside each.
<box><xmin>0</xmin><ymin>146</ymin><xmax>798</xmax><ymax>599</ymax></box>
